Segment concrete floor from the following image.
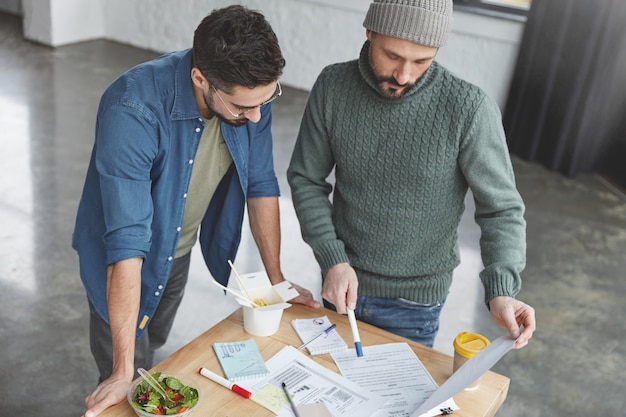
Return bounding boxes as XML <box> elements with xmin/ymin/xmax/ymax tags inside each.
<box><xmin>1</xmin><ymin>11</ymin><xmax>625</xmax><ymax>417</ymax></box>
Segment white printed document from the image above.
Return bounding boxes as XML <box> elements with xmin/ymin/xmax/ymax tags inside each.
<box><xmin>331</xmin><ymin>343</ymin><xmax>458</xmax><ymax>417</ymax></box>
<box><xmin>240</xmin><ymin>345</ymin><xmax>386</xmax><ymax>417</ymax></box>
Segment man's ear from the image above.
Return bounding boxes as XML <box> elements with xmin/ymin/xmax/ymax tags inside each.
<box><xmin>191</xmin><ymin>67</ymin><xmax>207</xmax><ymax>89</ymax></box>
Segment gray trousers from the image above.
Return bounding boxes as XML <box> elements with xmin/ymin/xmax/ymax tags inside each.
<box><xmin>88</xmin><ymin>252</ymin><xmax>191</xmax><ymax>382</ymax></box>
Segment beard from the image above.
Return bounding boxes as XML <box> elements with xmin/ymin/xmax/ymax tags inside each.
<box><xmin>368</xmin><ymin>50</ymin><xmax>415</xmax><ymax>99</ymax></box>
<box><xmin>203</xmin><ymin>92</ymin><xmax>248</xmax><ymax>127</ymax></box>
<box><xmin>373</xmin><ymin>75</ymin><xmax>415</xmax><ymax>99</ymax></box>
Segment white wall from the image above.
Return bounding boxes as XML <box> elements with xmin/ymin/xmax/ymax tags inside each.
<box><xmin>21</xmin><ymin>0</ymin><xmax>524</xmax><ymax>109</ymax></box>
<box><xmin>22</xmin><ymin>0</ymin><xmax>104</xmax><ymax>46</ymax></box>
<box><xmin>439</xmin><ymin>11</ymin><xmax>523</xmax><ymax>109</ymax></box>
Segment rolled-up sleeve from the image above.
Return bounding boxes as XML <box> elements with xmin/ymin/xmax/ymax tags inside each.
<box><xmin>95</xmin><ymin>102</ymin><xmax>158</xmax><ymax>265</ymax></box>
<box><xmin>246</xmin><ymin>102</ymin><xmax>280</xmax><ymax>198</ymax></box>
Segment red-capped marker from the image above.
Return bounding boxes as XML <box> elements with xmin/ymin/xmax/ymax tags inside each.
<box><xmin>198</xmin><ymin>367</ymin><xmax>252</xmax><ymax>398</ymax></box>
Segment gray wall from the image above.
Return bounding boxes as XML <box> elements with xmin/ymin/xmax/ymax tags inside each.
<box><xmin>0</xmin><ymin>0</ymin><xmax>21</xmax><ymax>14</ymax></box>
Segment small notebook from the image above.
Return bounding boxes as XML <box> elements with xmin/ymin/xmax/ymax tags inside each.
<box><xmin>213</xmin><ymin>338</ymin><xmax>270</xmax><ymax>381</ymax></box>
<box><xmin>292</xmin><ymin>315</ymin><xmax>347</xmax><ymax>355</ymax></box>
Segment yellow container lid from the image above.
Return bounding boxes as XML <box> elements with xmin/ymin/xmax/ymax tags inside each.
<box><xmin>453</xmin><ymin>332</ymin><xmax>490</xmax><ymax>359</ymax></box>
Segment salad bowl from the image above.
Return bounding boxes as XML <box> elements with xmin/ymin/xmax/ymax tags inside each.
<box><xmin>127</xmin><ymin>371</ymin><xmax>201</xmax><ymax>416</ymax></box>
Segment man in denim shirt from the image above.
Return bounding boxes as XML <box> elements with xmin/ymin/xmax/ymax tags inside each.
<box><xmin>73</xmin><ymin>6</ymin><xmax>320</xmax><ymax>416</ymax></box>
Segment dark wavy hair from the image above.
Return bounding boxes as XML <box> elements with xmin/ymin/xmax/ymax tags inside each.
<box><xmin>193</xmin><ymin>5</ymin><xmax>286</xmax><ymax>93</ymax></box>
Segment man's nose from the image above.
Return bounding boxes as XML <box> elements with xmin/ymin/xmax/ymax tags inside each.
<box><xmin>244</xmin><ymin>106</ymin><xmax>262</xmax><ymax>123</ymax></box>
<box><xmin>393</xmin><ymin>61</ymin><xmax>412</xmax><ymax>86</ymax></box>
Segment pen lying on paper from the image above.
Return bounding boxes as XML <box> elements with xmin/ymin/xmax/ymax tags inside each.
<box><xmin>297</xmin><ymin>324</ymin><xmax>337</xmax><ymax>351</ymax></box>
<box><xmin>282</xmin><ymin>382</ymin><xmax>302</xmax><ymax>417</ymax></box>
<box><xmin>198</xmin><ymin>367</ymin><xmax>251</xmax><ymax>398</ymax></box>
<box><xmin>347</xmin><ymin>308</ymin><xmax>363</xmax><ymax>357</ymax></box>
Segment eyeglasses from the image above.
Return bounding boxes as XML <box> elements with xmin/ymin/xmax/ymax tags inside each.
<box><xmin>211</xmin><ymin>81</ymin><xmax>282</xmax><ymax>118</ymax></box>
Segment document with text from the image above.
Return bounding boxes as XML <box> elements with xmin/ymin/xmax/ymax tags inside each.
<box><xmin>240</xmin><ymin>345</ymin><xmax>386</xmax><ymax>417</ymax></box>
<box><xmin>331</xmin><ymin>343</ymin><xmax>458</xmax><ymax>417</ymax></box>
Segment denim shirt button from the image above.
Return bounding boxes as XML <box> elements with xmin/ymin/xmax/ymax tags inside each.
<box><xmin>167</xmin><ymin>256</ymin><xmax>173</xmax><ymax>261</ymax></box>
<box><xmin>154</xmin><ymin>291</ymin><xmax>160</xmax><ymax>296</ymax></box>
<box><xmin>158</xmin><ymin>284</ymin><xmax>164</xmax><ymax>290</ymax></box>
<box><xmin>183</xmin><ymin>193</ymin><xmax>187</xmax><ymax>198</ymax></box>
<box><xmin>195</xmin><ymin>127</ymin><xmax>200</xmax><ymax>133</ymax></box>
<box><xmin>176</xmin><ymin>227</ymin><xmax>181</xmax><ymax>232</ymax></box>
<box><xmin>188</xmin><ymin>159</ymin><xmax>193</xmax><ymax>164</ymax></box>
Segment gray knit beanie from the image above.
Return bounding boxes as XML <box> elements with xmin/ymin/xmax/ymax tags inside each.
<box><xmin>363</xmin><ymin>0</ymin><xmax>453</xmax><ymax>47</ymax></box>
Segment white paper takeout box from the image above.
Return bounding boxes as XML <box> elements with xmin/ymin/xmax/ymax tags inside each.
<box><xmin>234</xmin><ymin>271</ymin><xmax>299</xmax><ymax>336</ymax></box>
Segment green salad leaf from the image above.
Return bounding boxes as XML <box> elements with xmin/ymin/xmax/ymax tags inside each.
<box><xmin>131</xmin><ymin>372</ymin><xmax>199</xmax><ymax>415</ymax></box>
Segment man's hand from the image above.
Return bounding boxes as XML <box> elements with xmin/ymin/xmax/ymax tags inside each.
<box><xmin>488</xmin><ymin>296</ymin><xmax>536</xmax><ymax>349</ymax></box>
<box><xmin>285</xmin><ymin>281</ymin><xmax>321</xmax><ymax>308</ymax></box>
<box><xmin>321</xmin><ymin>263</ymin><xmax>359</xmax><ymax>314</ymax></box>
<box><xmin>83</xmin><ymin>373</ymin><xmax>133</xmax><ymax>417</ymax></box>
<box><xmin>247</xmin><ymin>196</ymin><xmax>321</xmax><ymax>309</ymax></box>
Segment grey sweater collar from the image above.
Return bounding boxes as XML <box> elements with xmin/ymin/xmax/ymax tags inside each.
<box><xmin>357</xmin><ymin>40</ymin><xmax>435</xmax><ymax>101</ymax></box>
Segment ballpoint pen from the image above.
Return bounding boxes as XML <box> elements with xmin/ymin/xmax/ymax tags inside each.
<box><xmin>281</xmin><ymin>382</ymin><xmax>302</xmax><ymax>417</ymax></box>
<box><xmin>347</xmin><ymin>308</ymin><xmax>363</xmax><ymax>357</ymax></box>
<box><xmin>198</xmin><ymin>367</ymin><xmax>252</xmax><ymax>398</ymax></box>
<box><xmin>297</xmin><ymin>324</ymin><xmax>337</xmax><ymax>351</ymax></box>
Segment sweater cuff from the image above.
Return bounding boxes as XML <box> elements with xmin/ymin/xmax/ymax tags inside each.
<box><xmin>313</xmin><ymin>240</ymin><xmax>351</xmax><ymax>275</ymax></box>
<box><xmin>480</xmin><ymin>266</ymin><xmax>522</xmax><ymax>305</ymax></box>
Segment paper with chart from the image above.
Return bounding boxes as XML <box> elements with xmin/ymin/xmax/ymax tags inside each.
<box><xmin>212</xmin><ymin>338</ymin><xmax>270</xmax><ymax>381</ymax></box>
<box><xmin>331</xmin><ymin>343</ymin><xmax>458</xmax><ymax>417</ymax></box>
<box><xmin>239</xmin><ymin>345</ymin><xmax>385</xmax><ymax>417</ymax></box>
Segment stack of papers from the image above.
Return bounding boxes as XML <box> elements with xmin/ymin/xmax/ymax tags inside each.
<box><xmin>240</xmin><ymin>346</ymin><xmax>385</xmax><ymax>417</ymax></box>
<box><xmin>224</xmin><ymin>328</ymin><xmax>514</xmax><ymax>416</ymax></box>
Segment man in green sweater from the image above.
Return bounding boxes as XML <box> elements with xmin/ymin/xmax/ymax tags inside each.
<box><xmin>287</xmin><ymin>0</ymin><xmax>535</xmax><ymax>349</ymax></box>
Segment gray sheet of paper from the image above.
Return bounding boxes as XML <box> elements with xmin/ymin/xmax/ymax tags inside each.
<box><xmin>298</xmin><ymin>403</ymin><xmax>333</xmax><ymax>417</ymax></box>
<box><xmin>411</xmin><ymin>336</ymin><xmax>516</xmax><ymax>417</ymax></box>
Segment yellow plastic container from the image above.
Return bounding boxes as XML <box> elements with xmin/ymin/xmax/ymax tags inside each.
<box><xmin>452</xmin><ymin>332</ymin><xmax>491</xmax><ymax>390</ymax></box>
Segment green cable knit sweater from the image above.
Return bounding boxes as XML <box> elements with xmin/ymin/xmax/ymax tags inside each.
<box><xmin>287</xmin><ymin>42</ymin><xmax>526</xmax><ymax>305</ymax></box>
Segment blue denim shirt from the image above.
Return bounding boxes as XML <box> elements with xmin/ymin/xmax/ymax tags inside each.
<box><xmin>72</xmin><ymin>49</ymin><xmax>280</xmax><ymax>338</ymax></box>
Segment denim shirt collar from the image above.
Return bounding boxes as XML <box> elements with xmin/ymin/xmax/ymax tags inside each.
<box><xmin>171</xmin><ymin>49</ymin><xmax>201</xmax><ymax>121</ymax></box>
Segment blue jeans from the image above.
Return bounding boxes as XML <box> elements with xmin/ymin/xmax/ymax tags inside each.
<box><xmin>325</xmin><ymin>295</ymin><xmax>446</xmax><ymax>348</ymax></box>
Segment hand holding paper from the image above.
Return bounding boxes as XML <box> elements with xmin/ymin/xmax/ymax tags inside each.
<box><xmin>488</xmin><ymin>296</ymin><xmax>536</xmax><ymax>349</ymax></box>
